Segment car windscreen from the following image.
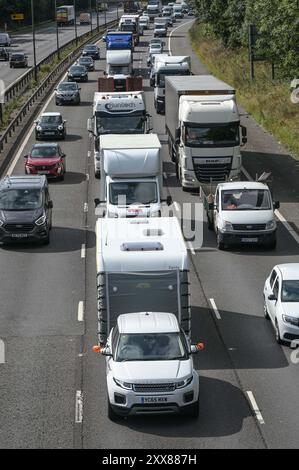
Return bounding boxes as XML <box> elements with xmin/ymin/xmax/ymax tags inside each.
<box><xmin>84</xmin><ymin>45</ymin><xmax>97</xmax><ymax>50</ymax></box>
<box><xmin>221</xmin><ymin>189</ymin><xmax>271</xmax><ymax>211</ymax></box>
<box><xmin>281</xmin><ymin>281</ymin><xmax>299</xmax><ymax>302</ymax></box>
<box><xmin>40</xmin><ymin>116</ymin><xmax>61</xmax><ymax>124</ymax></box>
<box><xmin>185</xmin><ymin>122</ymin><xmax>240</xmax><ymax>147</ymax></box>
<box><xmin>58</xmin><ymin>83</ymin><xmax>77</xmax><ymax>91</ymax></box>
<box><xmin>115</xmin><ymin>332</ymin><xmax>189</xmax><ymax>362</ymax></box>
<box><xmin>0</xmin><ymin>188</ymin><xmax>42</xmax><ymax>211</ymax></box>
<box><xmin>109</xmin><ymin>182</ymin><xmax>158</xmax><ymax>205</ymax></box>
<box><xmin>70</xmin><ymin>66</ymin><xmax>85</xmax><ymax>73</ymax></box>
<box><xmin>31</xmin><ymin>146</ymin><xmax>58</xmax><ymax>158</ymax></box>
<box><xmin>96</xmin><ymin>113</ymin><xmax>145</xmax><ymax>134</ymax></box>
<box><xmin>11</xmin><ymin>54</ymin><xmax>24</xmax><ymax>60</ymax></box>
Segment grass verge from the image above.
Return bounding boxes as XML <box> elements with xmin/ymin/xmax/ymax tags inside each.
<box><xmin>189</xmin><ymin>22</ymin><xmax>299</xmax><ymax>158</ymax></box>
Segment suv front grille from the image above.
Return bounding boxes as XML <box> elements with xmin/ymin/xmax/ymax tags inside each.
<box><xmin>133</xmin><ymin>383</ymin><xmax>176</xmax><ymax>393</ymax></box>
<box><xmin>4</xmin><ymin>223</ymin><xmax>34</xmax><ymax>233</ymax></box>
<box><xmin>193</xmin><ymin>160</ymin><xmax>232</xmax><ymax>183</ymax></box>
<box><xmin>34</xmin><ymin>165</ymin><xmax>56</xmax><ymax>170</ymax></box>
<box><xmin>232</xmin><ymin>224</ymin><xmax>266</xmax><ymax>231</ymax></box>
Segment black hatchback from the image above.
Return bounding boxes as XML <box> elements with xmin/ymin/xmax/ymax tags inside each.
<box><xmin>0</xmin><ymin>175</ymin><xmax>53</xmax><ymax>245</ymax></box>
<box><xmin>82</xmin><ymin>44</ymin><xmax>100</xmax><ymax>60</ymax></box>
<box><xmin>67</xmin><ymin>64</ymin><xmax>88</xmax><ymax>82</ymax></box>
<box><xmin>10</xmin><ymin>52</ymin><xmax>28</xmax><ymax>68</ymax></box>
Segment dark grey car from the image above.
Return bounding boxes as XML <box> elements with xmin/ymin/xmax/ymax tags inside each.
<box><xmin>0</xmin><ymin>175</ymin><xmax>53</xmax><ymax>245</ymax></box>
<box><xmin>77</xmin><ymin>56</ymin><xmax>95</xmax><ymax>71</ymax></box>
<box><xmin>35</xmin><ymin>112</ymin><xmax>66</xmax><ymax>140</ymax></box>
<box><xmin>82</xmin><ymin>44</ymin><xmax>100</xmax><ymax>60</ymax></box>
<box><xmin>67</xmin><ymin>64</ymin><xmax>88</xmax><ymax>82</ymax></box>
<box><xmin>55</xmin><ymin>82</ymin><xmax>81</xmax><ymax>105</ymax></box>
<box><xmin>10</xmin><ymin>52</ymin><xmax>28</xmax><ymax>68</ymax></box>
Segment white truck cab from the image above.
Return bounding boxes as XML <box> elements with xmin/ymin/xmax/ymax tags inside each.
<box><xmin>94</xmin><ymin>312</ymin><xmax>204</xmax><ymax>419</ymax></box>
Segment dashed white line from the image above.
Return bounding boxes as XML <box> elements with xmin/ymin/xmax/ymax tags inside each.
<box><xmin>78</xmin><ymin>301</ymin><xmax>84</xmax><ymax>322</ymax></box>
<box><xmin>86</xmin><ymin>173</ymin><xmax>89</xmax><ymax>181</ymax></box>
<box><xmin>241</xmin><ymin>165</ymin><xmax>299</xmax><ymax>245</ymax></box>
<box><xmin>174</xmin><ymin>201</ymin><xmax>180</xmax><ymax>212</ymax></box>
<box><xmin>81</xmin><ymin>244</ymin><xmax>86</xmax><ymax>258</ymax></box>
<box><xmin>87</xmin><ymin>151</ymin><xmax>91</xmax><ymax>158</ymax></box>
<box><xmin>168</xmin><ymin>19</ymin><xmax>195</xmax><ymax>55</ymax></box>
<box><xmin>75</xmin><ymin>390</ymin><xmax>83</xmax><ymax>423</ymax></box>
<box><xmin>187</xmin><ymin>241</ymin><xmax>195</xmax><ymax>255</ymax></box>
<box><xmin>246</xmin><ymin>391</ymin><xmax>265</xmax><ymax>425</ymax></box>
<box><xmin>84</xmin><ymin>202</ymin><xmax>88</xmax><ymax>213</ymax></box>
<box><xmin>209</xmin><ymin>298</ymin><xmax>222</xmax><ymax>320</ymax></box>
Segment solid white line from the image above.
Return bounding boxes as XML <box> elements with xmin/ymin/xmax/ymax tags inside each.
<box><xmin>84</xmin><ymin>202</ymin><xmax>88</xmax><ymax>213</ymax></box>
<box><xmin>78</xmin><ymin>301</ymin><xmax>84</xmax><ymax>322</ymax></box>
<box><xmin>241</xmin><ymin>166</ymin><xmax>299</xmax><ymax>245</ymax></box>
<box><xmin>246</xmin><ymin>391</ymin><xmax>265</xmax><ymax>425</ymax></box>
<box><xmin>209</xmin><ymin>298</ymin><xmax>222</xmax><ymax>320</ymax></box>
<box><xmin>187</xmin><ymin>241</ymin><xmax>195</xmax><ymax>255</ymax></box>
<box><xmin>75</xmin><ymin>390</ymin><xmax>83</xmax><ymax>423</ymax></box>
<box><xmin>81</xmin><ymin>244</ymin><xmax>86</xmax><ymax>258</ymax></box>
<box><xmin>174</xmin><ymin>201</ymin><xmax>180</xmax><ymax>212</ymax></box>
<box><xmin>168</xmin><ymin>19</ymin><xmax>195</xmax><ymax>55</ymax></box>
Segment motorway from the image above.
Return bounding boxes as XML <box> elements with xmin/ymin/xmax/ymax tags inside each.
<box><xmin>0</xmin><ymin>17</ymin><xmax>299</xmax><ymax>449</ymax></box>
<box><xmin>0</xmin><ymin>9</ymin><xmax>122</xmax><ymax>92</ymax></box>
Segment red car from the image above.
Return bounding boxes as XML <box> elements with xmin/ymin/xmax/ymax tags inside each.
<box><xmin>24</xmin><ymin>143</ymin><xmax>66</xmax><ymax>181</ymax></box>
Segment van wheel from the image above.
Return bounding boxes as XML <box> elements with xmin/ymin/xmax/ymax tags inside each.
<box><xmin>217</xmin><ymin>232</ymin><xmax>225</xmax><ymax>250</ymax></box>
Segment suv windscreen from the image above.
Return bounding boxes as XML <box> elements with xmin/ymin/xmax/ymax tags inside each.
<box><xmin>31</xmin><ymin>146</ymin><xmax>58</xmax><ymax>158</ymax></box>
<box><xmin>115</xmin><ymin>332</ymin><xmax>189</xmax><ymax>362</ymax></box>
<box><xmin>70</xmin><ymin>66</ymin><xmax>85</xmax><ymax>73</ymax></box>
<box><xmin>11</xmin><ymin>54</ymin><xmax>24</xmax><ymax>59</ymax></box>
<box><xmin>281</xmin><ymin>281</ymin><xmax>299</xmax><ymax>302</ymax></box>
<box><xmin>58</xmin><ymin>83</ymin><xmax>77</xmax><ymax>91</ymax></box>
<box><xmin>0</xmin><ymin>188</ymin><xmax>42</xmax><ymax>211</ymax></box>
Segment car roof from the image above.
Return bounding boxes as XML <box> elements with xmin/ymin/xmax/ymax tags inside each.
<box><xmin>0</xmin><ymin>175</ymin><xmax>46</xmax><ymax>189</ymax></box>
<box><xmin>117</xmin><ymin>312</ymin><xmax>180</xmax><ymax>334</ymax></box>
<box><xmin>40</xmin><ymin>112</ymin><xmax>61</xmax><ymax>117</ymax></box>
<box><xmin>32</xmin><ymin>142</ymin><xmax>59</xmax><ymax>147</ymax></box>
<box><xmin>275</xmin><ymin>264</ymin><xmax>299</xmax><ymax>280</ymax></box>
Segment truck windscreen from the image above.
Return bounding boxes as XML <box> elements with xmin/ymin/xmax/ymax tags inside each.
<box><xmin>185</xmin><ymin>123</ymin><xmax>240</xmax><ymax>147</ymax></box>
<box><xmin>109</xmin><ymin>182</ymin><xmax>158</xmax><ymax>205</ymax></box>
<box><xmin>108</xmin><ymin>65</ymin><xmax>130</xmax><ymax>75</ymax></box>
<box><xmin>96</xmin><ymin>113</ymin><xmax>145</xmax><ymax>134</ymax></box>
<box><xmin>120</xmin><ymin>24</ymin><xmax>136</xmax><ymax>33</ymax></box>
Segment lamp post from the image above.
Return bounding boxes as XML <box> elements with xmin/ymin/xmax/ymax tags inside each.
<box><xmin>31</xmin><ymin>0</ymin><xmax>37</xmax><ymax>82</ymax></box>
<box><xmin>74</xmin><ymin>0</ymin><xmax>78</xmax><ymax>45</ymax></box>
<box><xmin>54</xmin><ymin>0</ymin><xmax>60</xmax><ymax>60</ymax></box>
<box><xmin>96</xmin><ymin>1</ymin><xmax>100</xmax><ymax>32</ymax></box>
<box><xmin>89</xmin><ymin>0</ymin><xmax>93</xmax><ymax>33</ymax></box>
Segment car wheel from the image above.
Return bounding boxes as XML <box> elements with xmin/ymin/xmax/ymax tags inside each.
<box><xmin>263</xmin><ymin>300</ymin><xmax>270</xmax><ymax>319</ymax></box>
<box><xmin>217</xmin><ymin>231</ymin><xmax>226</xmax><ymax>250</ymax></box>
<box><xmin>108</xmin><ymin>399</ymin><xmax>119</xmax><ymax>422</ymax></box>
<box><xmin>60</xmin><ymin>174</ymin><xmax>65</xmax><ymax>181</ymax></box>
<box><xmin>275</xmin><ymin>319</ymin><xmax>283</xmax><ymax>344</ymax></box>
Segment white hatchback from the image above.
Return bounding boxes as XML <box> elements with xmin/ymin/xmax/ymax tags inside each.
<box><xmin>263</xmin><ymin>264</ymin><xmax>299</xmax><ymax>345</ymax></box>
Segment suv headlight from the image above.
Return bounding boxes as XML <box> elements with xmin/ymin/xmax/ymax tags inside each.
<box><xmin>283</xmin><ymin>315</ymin><xmax>299</xmax><ymax>326</ymax></box>
<box><xmin>266</xmin><ymin>219</ymin><xmax>276</xmax><ymax>230</ymax></box>
<box><xmin>176</xmin><ymin>376</ymin><xmax>193</xmax><ymax>388</ymax></box>
<box><xmin>36</xmin><ymin>125</ymin><xmax>42</xmax><ymax>131</ymax></box>
<box><xmin>35</xmin><ymin>214</ymin><xmax>47</xmax><ymax>226</ymax></box>
<box><xmin>222</xmin><ymin>220</ymin><xmax>233</xmax><ymax>232</ymax></box>
<box><xmin>58</xmin><ymin>125</ymin><xmax>64</xmax><ymax>130</ymax></box>
<box><xmin>113</xmin><ymin>378</ymin><xmax>133</xmax><ymax>390</ymax></box>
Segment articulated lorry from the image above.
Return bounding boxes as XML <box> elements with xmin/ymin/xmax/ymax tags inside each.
<box><xmin>88</xmin><ymin>91</ymin><xmax>150</xmax><ymax>175</ymax></box>
<box><xmin>94</xmin><ymin>134</ymin><xmax>172</xmax><ymax>216</ymax></box>
<box><xmin>152</xmin><ymin>55</ymin><xmax>191</xmax><ymax>114</ymax></box>
<box><xmin>165</xmin><ymin>75</ymin><xmax>247</xmax><ymax>191</ymax></box>
<box><xmin>96</xmin><ymin>217</ymin><xmax>191</xmax><ymax>344</ymax></box>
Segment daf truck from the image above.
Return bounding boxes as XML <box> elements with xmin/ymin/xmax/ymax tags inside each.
<box><xmin>165</xmin><ymin>75</ymin><xmax>247</xmax><ymax>191</ymax></box>
<box><xmin>95</xmin><ymin>217</ymin><xmax>191</xmax><ymax>345</ymax></box>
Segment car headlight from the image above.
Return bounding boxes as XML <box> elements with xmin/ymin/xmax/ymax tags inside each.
<box><xmin>113</xmin><ymin>378</ymin><xmax>133</xmax><ymax>390</ymax></box>
<box><xmin>150</xmin><ymin>211</ymin><xmax>161</xmax><ymax>217</ymax></box>
<box><xmin>176</xmin><ymin>376</ymin><xmax>193</xmax><ymax>388</ymax></box>
<box><xmin>58</xmin><ymin>125</ymin><xmax>64</xmax><ymax>130</ymax></box>
<box><xmin>68</xmin><ymin>74</ymin><xmax>73</xmax><ymax>77</ymax></box>
<box><xmin>36</xmin><ymin>125</ymin><xmax>42</xmax><ymax>131</ymax></box>
<box><xmin>0</xmin><ymin>220</ymin><xmax>4</xmax><ymax>227</ymax></box>
<box><xmin>266</xmin><ymin>219</ymin><xmax>276</xmax><ymax>230</ymax></box>
<box><xmin>35</xmin><ymin>214</ymin><xmax>47</xmax><ymax>226</ymax></box>
<box><xmin>222</xmin><ymin>220</ymin><xmax>233</xmax><ymax>232</ymax></box>
<box><xmin>283</xmin><ymin>315</ymin><xmax>299</xmax><ymax>326</ymax></box>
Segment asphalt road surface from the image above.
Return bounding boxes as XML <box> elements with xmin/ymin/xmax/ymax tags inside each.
<box><xmin>0</xmin><ymin>17</ymin><xmax>299</xmax><ymax>449</ymax></box>
<box><xmin>0</xmin><ymin>9</ymin><xmax>122</xmax><ymax>92</ymax></box>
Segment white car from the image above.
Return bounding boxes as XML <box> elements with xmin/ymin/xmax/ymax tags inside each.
<box><xmin>263</xmin><ymin>264</ymin><xmax>299</xmax><ymax>345</ymax></box>
<box><xmin>139</xmin><ymin>17</ymin><xmax>150</xmax><ymax>29</ymax></box>
<box><xmin>94</xmin><ymin>312</ymin><xmax>204</xmax><ymax>420</ymax></box>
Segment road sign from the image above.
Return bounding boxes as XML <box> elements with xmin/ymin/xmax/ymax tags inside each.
<box><xmin>11</xmin><ymin>13</ymin><xmax>24</xmax><ymax>21</ymax></box>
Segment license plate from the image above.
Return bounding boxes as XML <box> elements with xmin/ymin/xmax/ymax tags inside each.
<box><xmin>44</xmin><ymin>132</ymin><xmax>55</xmax><ymax>135</ymax></box>
<box><xmin>11</xmin><ymin>233</ymin><xmax>28</xmax><ymax>238</ymax></box>
<box><xmin>140</xmin><ymin>396</ymin><xmax>168</xmax><ymax>404</ymax></box>
<box><xmin>241</xmin><ymin>238</ymin><xmax>258</xmax><ymax>243</ymax></box>
<box><xmin>37</xmin><ymin>171</ymin><xmax>50</xmax><ymax>174</ymax></box>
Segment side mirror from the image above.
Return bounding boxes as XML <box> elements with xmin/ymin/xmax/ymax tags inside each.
<box><xmin>92</xmin><ymin>345</ymin><xmax>112</xmax><ymax>356</ymax></box>
<box><xmin>175</xmin><ymin>127</ymin><xmax>181</xmax><ymax>140</ymax></box>
<box><xmin>48</xmin><ymin>201</ymin><xmax>53</xmax><ymax>209</ymax></box>
<box><xmin>268</xmin><ymin>294</ymin><xmax>277</xmax><ymax>301</ymax></box>
<box><xmin>63</xmin><ymin>120</ymin><xmax>67</xmax><ymax>123</ymax></box>
<box><xmin>94</xmin><ymin>198</ymin><xmax>100</xmax><ymax>207</ymax></box>
<box><xmin>62</xmin><ymin>154</ymin><xmax>66</xmax><ymax>158</ymax></box>
<box><xmin>166</xmin><ymin>195</ymin><xmax>172</xmax><ymax>206</ymax></box>
<box><xmin>23</xmin><ymin>154</ymin><xmax>28</xmax><ymax>159</ymax></box>
<box><xmin>208</xmin><ymin>202</ymin><xmax>214</xmax><ymax>211</ymax></box>
<box><xmin>190</xmin><ymin>342</ymin><xmax>205</xmax><ymax>354</ymax></box>
<box><xmin>175</xmin><ymin>137</ymin><xmax>180</xmax><ymax>145</ymax></box>
<box><xmin>146</xmin><ymin>128</ymin><xmax>153</xmax><ymax>133</ymax></box>
<box><xmin>273</xmin><ymin>201</ymin><xmax>280</xmax><ymax>210</ymax></box>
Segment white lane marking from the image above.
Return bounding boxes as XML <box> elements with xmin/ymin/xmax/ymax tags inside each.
<box><xmin>6</xmin><ymin>69</ymin><xmax>68</xmax><ymax>175</ymax></box>
<box><xmin>163</xmin><ymin>172</ymin><xmax>167</xmax><ymax>179</ymax></box>
<box><xmin>246</xmin><ymin>391</ymin><xmax>265</xmax><ymax>425</ymax></box>
<box><xmin>187</xmin><ymin>241</ymin><xmax>195</xmax><ymax>255</ymax></box>
<box><xmin>86</xmin><ymin>173</ymin><xmax>89</xmax><ymax>181</ymax></box>
<box><xmin>168</xmin><ymin>19</ymin><xmax>195</xmax><ymax>55</ymax></box>
<box><xmin>174</xmin><ymin>201</ymin><xmax>180</xmax><ymax>212</ymax></box>
<box><xmin>0</xmin><ymin>339</ymin><xmax>5</xmax><ymax>364</ymax></box>
<box><xmin>87</xmin><ymin>151</ymin><xmax>91</xmax><ymax>158</ymax></box>
<box><xmin>209</xmin><ymin>298</ymin><xmax>222</xmax><ymax>320</ymax></box>
<box><xmin>84</xmin><ymin>202</ymin><xmax>88</xmax><ymax>213</ymax></box>
<box><xmin>241</xmin><ymin>165</ymin><xmax>299</xmax><ymax>245</ymax></box>
<box><xmin>78</xmin><ymin>301</ymin><xmax>84</xmax><ymax>322</ymax></box>
<box><xmin>81</xmin><ymin>244</ymin><xmax>86</xmax><ymax>258</ymax></box>
<box><xmin>75</xmin><ymin>390</ymin><xmax>83</xmax><ymax>423</ymax></box>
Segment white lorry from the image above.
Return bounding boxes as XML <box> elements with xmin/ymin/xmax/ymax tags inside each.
<box><xmin>203</xmin><ymin>179</ymin><xmax>279</xmax><ymax>250</ymax></box>
<box><xmin>165</xmin><ymin>75</ymin><xmax>247</xmax><ymax>191</ymax></box>
<box><xmin>87</xmin><ymin>91</ymin><xmax>151</xmax><ymax>174</ymax></box>
<box><xmin>56</xmin><ymin>5</ymin><xmax>75</xmax><ymax>26</ymax></box>
<box><xmin>79</xmin><ymin>12</ymin><xmax>91</xmax><ymax>25</ymax></box>
<box><xmin>152</xmin><ymin>55</ymin><xmax>191</xmax><ymax>114</ymax></box>
<box><xmin>94</xmin><ymin>133</ymin><xmax>172</xmax><ymax>216</ymax></box>
<box><xmin>95</xmin><ymin>217</ymin><xmax>191</xmax><ymax>345</ymax></box>
<box><xmin>106</xmin><ymin>50</ymin><xmax>133</xmax><ymax>91</ymax></box>
<box><xmin>94</xmin><ymin>311</ymin><xmax>203</xmax><ymax>419</ymax></box>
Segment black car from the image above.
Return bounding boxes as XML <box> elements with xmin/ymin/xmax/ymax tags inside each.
<box><xmin>10</xmin><ymin>52</ymin><xmax>28</xmax><ymax>68</ymax></box>
<box><xmin>82</xmin><ymin>44</ymin><xmax>100</xmax><ymax>60</ymax></box>
<box><xmin>0</xmin><ymin>47</ymin><xmax>9</xmax><ymax>61</ymax></box>
<box><xmin>67</xmin><ymin>64</ymin><xmax>88</xmax><ymax>82</ymax></box>
<box><xmin>0</xmin><ymin>175</ymin><xmax>53</xmax><ymax>245</ymax></box>
<box><xmin>55</xmin><ymin>81</ymin><xmax>81</xmax><ymax>105</ymax></box>
<box><xmin>77</xmin><ymin>56</ymin><xmax>95</xmax><ymax>71</ymax></box>
<box><xmin>35</xmin><ymin>112</ymin><xmax>66</xmax><ymax>140</ymax></box>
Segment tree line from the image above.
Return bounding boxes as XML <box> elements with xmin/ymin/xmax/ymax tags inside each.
<box><xmin>194</xmin><ymin>0</ymin><xmax>299</xmax><ymax>78</ymax></box>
